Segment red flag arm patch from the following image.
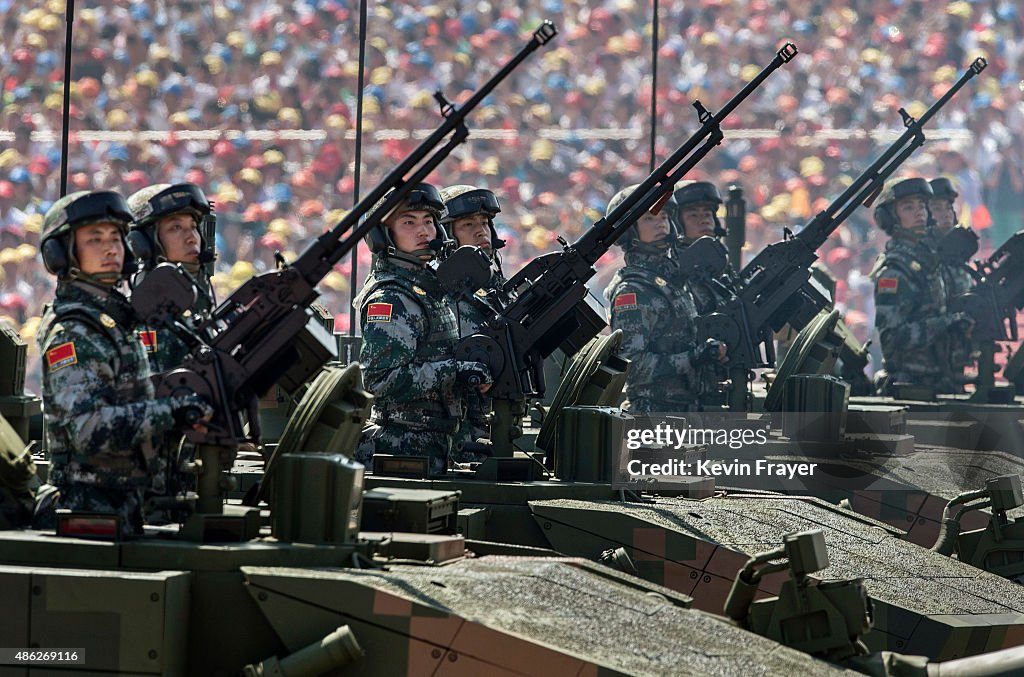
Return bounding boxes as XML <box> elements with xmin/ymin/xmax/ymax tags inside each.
<box><xmin>877</xmin><ymin>277</ymin><xmax>899</xmax><ymax>294</ymax></box>
<box><xmin>46</xmin><ymin>342</ymin><xmax>78</xmax><ymax>371</ymax></box>
<box><xmin>139</xmin><ymin>330</ymin><xmax>158</xmax><ymax>353</ymax></box>
<box><xmin>613</xmin><ymin>293</ymin><xmax>638</xmax><ymax>311</ymax></box>
<box><xmin>367</xmin><ymin>302</ymin><xmax>394</xmax><ymax>322</ymax></box>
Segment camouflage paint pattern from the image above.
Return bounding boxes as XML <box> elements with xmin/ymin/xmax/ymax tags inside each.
<box><xmin>871</xmin><ymin>239</ymin><xmax>965</xmax><ymax>392</ymax></box>
<box><xmin>354</xmin><ymin>257</ymin><xmax>464</xmax><ymax>475</ymax></box>
<box><xmin>604</xmin><ymin>250</ymin><xmax>702</xmax><ymax>413</ymax></box>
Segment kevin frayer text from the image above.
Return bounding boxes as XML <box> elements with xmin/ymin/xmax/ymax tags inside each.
<box><xmin>627</xmin><ymin>459</ymin><xmax>818</xmax><ymax>480</ymax></box>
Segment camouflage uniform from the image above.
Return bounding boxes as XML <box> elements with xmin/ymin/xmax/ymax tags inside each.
<box><xmin>870</xmin><ymin>239</ymin><xmax>966</xmax><ymax>393</ymax></box>
<box><xmin>451</xmin><ymin>271</ymin><xmax>510</xmax><ymax>460</ymax></box>
<box><xmin>935</xmin><ymin>245</ymin><xmax>974</xmax><ymax>387</ymax></box>
<box><xmin>38</xmin><ymin>282</ymin><xmax>191</xmax><ymax>537</ymax></box>
<box><xmin>354</xmin><ymin>256</ymin><xmax>466</xmax><ymax>476</ymax></box>
<box><xmin>127</xmin><ymin>182</ymin><xmax>215</xmax><ymax>520</ymax></box>
<box><xmin>674</xmin><ymin>237</ymin><xmax>734</xmax><ymax>405</ymax></box>
<box><xmin>135</xmin><ymin>300</ymin><xmax>209</xmax><ymax>520</ymax></box>
<box><xmin>605</xmin><ymin>251</ymin><xmax>704</xmax><ymax>413</ymax></box>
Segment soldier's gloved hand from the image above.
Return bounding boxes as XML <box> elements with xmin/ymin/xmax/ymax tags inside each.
<box><xmin>948</xmin><ymin>312</ymin><xmax>975</xmax><ymax>338</ymax></box>
<box><xmin>694</xmin><ymin>338</ymin><xmax>728</xmax><ymax>366</ymax></box>
<box><xmin>455</xmin><ymin>361</ymin><xmax>493</xmax><ymax>389</ymax></box>
<box><xmin>171</xmin><ymin>394</ymin><xmax>214</xmax><ymax>429</ymax></box>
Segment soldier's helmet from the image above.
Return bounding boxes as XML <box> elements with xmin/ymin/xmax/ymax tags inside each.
<box><xmin>126</xmin><ymin>182</ymin><xmax>211</xmax><ymax>267</ymax></box>
<box><xmin>929</xmin><ymin>177</ymin><xmax>958</xmax><ymax>201</ymax></box>
<box><xmin>363</xmin><ymin>182</ymin><xmax>448</xmax><ymax>258</ymax></box>
<box><xmin>873</xmin><ymin>177</ymin><xmax>934</xmax><ymax>235</ymax></box>
<box><xmin>607</xmin><ymin>184</ymin><xmax>678</xmax><ymax>251</ymax></box>
<box><xmin>674</xmin><ymin>180</ymin><xmax>724</xmax><ymax>237</ymax></box>
<box><xmin>439</xmin><ymin>184</ymin><xmax>504</xmax><ymax>251</ymax></box>
<box><xmin>41</xmin><ymin>190</ymin><xmax>133</xmax><ymax>279</ymax></box>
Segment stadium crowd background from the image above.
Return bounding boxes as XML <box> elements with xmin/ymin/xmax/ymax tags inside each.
<box><xmin>1</xmin><ymin>0</ymin><xmax>1023</xmax><ymax>394</ymax></box>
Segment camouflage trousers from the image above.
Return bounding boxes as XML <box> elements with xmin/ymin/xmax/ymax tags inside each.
<box><xmin>144</xmin><ymin>435</ymin><xmax>196</xmax><ymax>525</ymax></box>
<box><xmin>58</xmin><ymin>483</ymin><xmax>144</xmax><ymax>538</ymax></box>
<box><xmin>626</xmin><ymin>396</ymin><xmax>700</xmax><ymax>416</ymax></box>
<box><xmin>453</xmin><ymin>418</ymin><xmax>490</xmax><ymax>464</ymax></box>
<box><xmin>355</xmin><ymin>422</ymin><xmax>452</xmax><ymax>477</ymax></box>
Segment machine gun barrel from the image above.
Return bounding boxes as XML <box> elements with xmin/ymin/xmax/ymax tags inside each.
<box><xmin>794</xmin><ymin>57</ymin><xmax>988</xmax><ymax>253</ymax></box>
<box><xmin>697</xmin><ymin>58</ymin><xmax>988</xmax><ymax>383</ymax></box>
<box><xmin>456</xmin><ymin>43</ymin><xmax>797</xmax><ymax>403</ymax></box>
<box><xmin>148</xmin><ymin>23</ymin><xmax>557</xmax><ymax>446</ymax></box>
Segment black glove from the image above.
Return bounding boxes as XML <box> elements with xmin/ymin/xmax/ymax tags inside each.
<box><xmin>948</xmin><ymin>311</ymin><xmax>975</xmax><ymax>333</ymax></box>
<box><xmin>694</xmin><ymin>338</ymin><xmax>725</xmax><ymax>366</ymax></box>
<box><xmin>455</xmin><ymin>361</ymin><xmax>493</xmax><ymax>388</ymax></box>
<box><xmin>171</xmin><ymin>394</ymin><xmax>214</xmax><ymax>428</ymax></box>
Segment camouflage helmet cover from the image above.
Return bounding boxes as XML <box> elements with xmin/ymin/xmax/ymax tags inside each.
<box><xmin>41</xmin><ymin>190</ymin><xmax>132</xmax><ymax>244</ymax></box>
<box><xmin>127</xmin><ymin>182</ymin><xmax>210</xmax><ymax>228</ymax></box>
<box><xmin>40</xmin><ymin>190</ymin><xmax>133</xmax><ymax>278</ymax></box>
<box><xmin>440</xmin><ymin>184</ymin><xmax>502</xmax><ymax>250</ymax></box>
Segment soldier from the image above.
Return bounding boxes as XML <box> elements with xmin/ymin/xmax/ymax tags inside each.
<box><xmin>37</xmin><ymin>191</ymin><xmax>211</xmax><ymax>537</ymax></box>
<box><xmin>439</xmin><ymin>185</ymin><xmax>511</xmax><ymax>458</ymax></box>
<box><xmin>673</xmin><ymin>180</ymin><xmax>735</xmax><ymax>404</ymax></box>
<box><xmin>870</xmin><ymin>178</ymin><xmax>973</xmax><ymax>395</ymax></box>
<box><xmin>604</xmin><ymin>185</ymin><xmax>726</xmax><ymax>414</ymax></box>
<box><xmin>929</xmin><ymin>177</ymin><xmax>976</xmax><ymax>386</ymax></box>
<box><xmin>353</xmin><ymin>184</ymin><xmax>492</xmax><ymax>476</ymax></box>
<box><xmin>127</xmin><ymin>182</ymin><xmax>215</xmax><ymax>521</ymax></box>
<box><xmin>127</xmin><ymin>182</ymin><xmax>215</xmax><ymax>372</ymax></box>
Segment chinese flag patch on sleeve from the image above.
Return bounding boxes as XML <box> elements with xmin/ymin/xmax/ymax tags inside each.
<box><xmin>47</xmin><ymin>342</ymin><xmax>77</xmax><ymax>371</ymax></box>
<box><xmin>878</xmin><ymin>278</ymin><xmax>899</xmax><ymax>294</ymax></box>
<box><xmin>139</xmin><ymin>330</ymin><xmax>158</xmax><ymax>353</ymax></box>
<box><xmin>613</xmin><ymin>293</ymin><xmax>638</xmax><ymax>311</ymax></box>
<box><xmin>367</xmin><ymin>303</ymin><xmax>393</xmax><ymax>322</ymax></box>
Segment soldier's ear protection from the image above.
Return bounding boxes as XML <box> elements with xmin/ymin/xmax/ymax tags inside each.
<box><xmin>872</xmin><ymin>202</ymin><xmax>897</xmax><ymax>235</ymax></box>
<box><xmin>41</xmin><ymin>191</ymin><xmax>135</xmax><ymax>278</ymax></box>
<box><xmin>41</xmin><ymin>236</ymin><xmax>70</xmax><ymax>276</ymax></box>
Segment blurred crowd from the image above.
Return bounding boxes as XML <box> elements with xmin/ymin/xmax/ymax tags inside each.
<box><xmin>2</xmin><ymin>0</ymin><xmax>1023</xmax><ymax>394</ymax></box>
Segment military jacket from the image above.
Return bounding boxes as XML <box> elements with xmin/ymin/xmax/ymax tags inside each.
<box><xmin>938</xmin><ymin>261</ymin><xmax>974</xmax><ymax>380</ymax></box>
<box><xmin>355</xmin><ymin>256</ymin><xmax>464</xmax><ymax>433</ymax></box>
<box><xmin>604</xmin><ymin>251</ymin><xmax>702</xmax><ymax>413</ymax></box>
<box><xmin>454</xmin><ymin>268</ymin><xmax>511</xmax><ymax>431</ymax></box>
<box><xmin>37</xmin><ymin>282</ymin><xmax>179</xmax><ymax>489</ymax></box>
<box><xmin>135</xmin><ymin>268</ymin><xmax>215</xmax><ymax>374</ymax></box>
<box><xmin>674</xmin><ymin>237</ymin><xmax>737</xmax><ymax>315</ymax></box>
<box><xmin>674</xmin><ymin>238</ymin><xmax>736</xmax><ymax>401</ymax></box>
<box><xmin>871</xmin><ymin>238</ymin><xmax>957</xmax><ymax>386</ymax></box>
